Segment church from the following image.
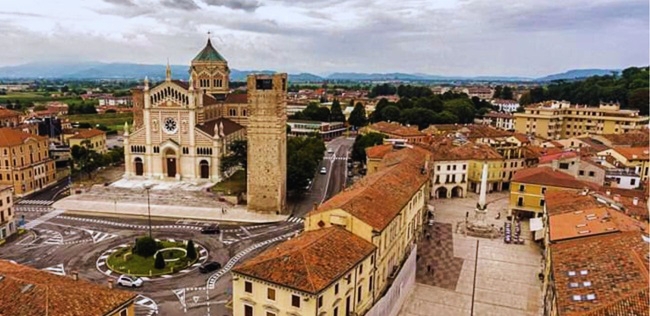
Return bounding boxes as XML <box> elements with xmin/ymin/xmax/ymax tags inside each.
<box><xmin>124</xmin><ymin>39</ymin><xmax>249</xmax><ymax>182</ymax></box>
<box><xmin>123</xmin><ymin>38</ymin><xmax>288</xmax><ymax>214</ymax></box>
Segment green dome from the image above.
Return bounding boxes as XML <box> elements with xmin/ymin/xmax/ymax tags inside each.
<box><xmin>192</xmin><ymin>39</ymin><xmax>226</xmax><ymax>62</ymax></box>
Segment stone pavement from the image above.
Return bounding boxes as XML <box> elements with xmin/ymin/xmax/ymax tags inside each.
<box><xmin>53</xmin><ymin>183</ymin><xmax>288</xmax><ymax>223</ymax></box>
<box><xmin>399</xmin><ymin>192</ymin><xmax>544</xmax><ymax>316</ymax></box>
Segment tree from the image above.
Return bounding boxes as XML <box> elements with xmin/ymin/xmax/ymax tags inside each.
<box><xmin>443</xmin><ymin>99</ymin><xmax>475</xmax><ymax>124</ymax></box>
<box><xmin>134</xmin><ymin>236</ymin><xmax>158</xmax><ymax>257</ymax></box>
<box><xmin>628</xmin><ymin>88</ymin><xmax>649</xmax><ymax>115</ymax></box>
<box><xmin>71</xmin><ymin>141</ymin><xmax>103</xmax><ymax>179</ymax></box>
<box><xmin>33</xmin><ymin>105</ymin><xmax>47</xmax><ymax>111</ymax></box>
<box><xmin>381</xmin><ymin>105</ymin><xmax>401</xmax><ymax>122</ymax></box>
<box><xmin>221</xmin><ymin>140</ymin><xmax>247</xmax><ymax>172</ymax></box>
<box><xmin>186</xmin><ymin>240</ymin><xmax>197</xmax><ymax>260</ymax></box>
<box><xmin>315</xmin><ymin>106</ymin><xmax>331</xmax><ymax>122</ymax></box>
<box><xmin>351</xmin><ymin>132</ymin><xmax>386</xmax><ymax>162</ymax></box>
<box><xmin>399</xmin><ymin>108</ymin><xmax>435</xmax><ymax>129</ymax></box>
<box><xmin>154</xmin><ymin>252</ymin><xmax>166</xmax><ymax>269</ymax></box>
<box><xmin>370</xmin><ymin>98</ymin><xmax>390</xmax><ymax>123</ymax></box>
<box><xmin>286</xmin><ymin>136</ymin><xmax>325</xmax><ymax>193</ymax></box>
<box><xmin>501</xmin><ymin>86</ymin><xmax>514</xmax><ymax>100</ymax></box>
<box><xmin>493</xmin><ymin>86</ymin><xmax>502</xmax><ymax>99</ymax></box>
<box><xmin>329</xmin><ymin>99</ymin><xmax>346</xmax><ymax>122</ymax></box>
<box><xmin>348</xmin><ymin>102</ymin><xmax>367</xmax><ymax>128</ymax></box>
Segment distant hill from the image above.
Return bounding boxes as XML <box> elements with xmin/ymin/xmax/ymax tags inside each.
<box><xmin>535</xmin><ymin>69</ymin><xmax>620</xmax><ymax>81</ymax></box>
<box><xmin>0</xmin><ymin>62</ymin><xmax>625</xmax><ymax>83</ymax></box>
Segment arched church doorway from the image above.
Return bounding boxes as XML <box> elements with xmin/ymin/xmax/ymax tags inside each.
<box><xmin>134</xmin><ymin>157</ymin><xmax>143</xmax><ymax>176</ymax></box>
<box><xmin>164</xmin><ymin>148</ymin><xmax>177</xmax><ymax>178</ymax></box>
<box><xmin>200</xmin><ymin>160</ymin><xmax>209</xmax><ymax>179</ymax></box>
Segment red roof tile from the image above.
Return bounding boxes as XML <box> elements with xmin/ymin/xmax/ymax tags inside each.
<box><xmin>0</xmin><ymin>127</ymin><xmax>46</xmax><ymax>147</ymax></box>
<box><xmin>365</xmin><ymin>144</ymin><xmax>394</xmax><ymax>159</ymax></box>
<box><xmin>0</xmin><ymin>260</ymin><xmax>136</xmax><ymax>316</ymax></box>
<box><xmin>613</xmin><ymin>147</ymin><xmax>650</xmax><ymax>161</ymax></box>
<box><xmin>224</xmin><ymin>93</ymin><xmax>247</xmax><ymax>104</ymax></box>
<box><xmin>512</xmin><ymin>166</ymin><xmax>590</xmax><ymax>190</ymax></box>
<box><xmin>232</xmin><ymin>227</ymin><xmax>375</xmax><ymax>294</ymax></box>
<box><xmin>67</xmin><ymin>128</ymin><xmax>105</xmax><ymax>139</ymax></box>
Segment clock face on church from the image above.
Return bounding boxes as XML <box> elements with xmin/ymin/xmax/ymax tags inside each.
<box><xmin>163</xmin><ymin>117</ymin><xmax>178</xmax><ymax>134</ymax></box>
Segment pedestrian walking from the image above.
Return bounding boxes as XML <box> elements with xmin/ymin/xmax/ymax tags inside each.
<box><xmin>426</xmin><ymin>233</ymin><xmax>431</xmax><ymax>241</ymax></box>
<box><xmin>427</xmin><ymin>265</ymin><xmax>431</xmax><ymax>273</ymax></box>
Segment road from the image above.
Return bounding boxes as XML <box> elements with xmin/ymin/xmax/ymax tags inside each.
<box><xmin>19</xmin><ymin>178</ymin><xmax>71</xmax><ymax>203</ymax></box>
<box><xmin>291</xmin><ymin>136</ymin><xmax>355</xmax><ymax>217</ymax></box>
<box><xmin>2</xmin><ymin>136</ymin><xmax>357</xmax><ymax>315</ymax></box>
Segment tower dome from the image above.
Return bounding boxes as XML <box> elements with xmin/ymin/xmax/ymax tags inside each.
<box><xmin>190</xmin><ymin>38</ymin><xmax>230</xmax><ymax>97</ymax></box>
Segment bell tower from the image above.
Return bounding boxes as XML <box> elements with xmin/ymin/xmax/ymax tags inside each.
<box><xmin>190</xmin><ymin>37</ymin><xmax>230</xmax><ymax>99</ymax></box>
<box><xmin>246</xmin><ymin>73</ymin><xmax>288</xmax><ymax>214</ymax></box>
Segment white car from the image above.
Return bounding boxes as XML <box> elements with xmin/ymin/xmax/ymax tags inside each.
<box><xmin>327</xmin><ymin>148</ymin><xmax>334</xmax><ymax>154</ymax></box>
<box><xmin>320</xmin><ymin>167</ymin><xmax>327</xmax><ymax>174</ymax></box>
<box><xmin>116</xmin><ymin>275</ymin><xmax>144</xmax><ymax>288</ymax></box>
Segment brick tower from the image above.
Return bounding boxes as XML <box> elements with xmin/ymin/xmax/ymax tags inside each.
<box><xmin>246</xmin><ymin>73</ymin><xmax>287</xmax><ymax>214</ymax></box>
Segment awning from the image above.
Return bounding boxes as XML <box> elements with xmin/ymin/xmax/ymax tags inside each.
<box><xmin>530</xmin><ymin>217</ymin><xmax>544</xmax><ymax>232</ymax></box>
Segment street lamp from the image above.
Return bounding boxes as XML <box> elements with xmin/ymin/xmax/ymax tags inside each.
<box><xmin>143</xmin><ymin>183</ymin><xmax>155</xmax><ymax>238</ymax></box>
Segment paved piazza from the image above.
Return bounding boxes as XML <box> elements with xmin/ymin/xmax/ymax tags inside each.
<box><xmin>400</xmin><ymin>192</ymin><xmax>544</xmax><ymax>316</ymax></box>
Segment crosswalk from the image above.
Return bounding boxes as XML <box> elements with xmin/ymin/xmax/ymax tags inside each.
<box><xmin>323</xmin><ymin>156</ymin><xmax>349</xmax><ymax>161</ymax></box>
<box><xmin>134</xmin><ymin>295</ymin><xmax>158</xmax><ymax>316</ymax></box>
<box><xmin>57</xmin><ymin>215</ymin><xmax>202</xmax><ymax>231</ymax></box>
<box><xmin>25</xmin><ymin>209</ymin><xmax>65</xmax><ymax>229</ymax></box>
<box><xmin>42</xmin><ymin>263</ymin><xmax>66</xmax><ymax>276</ymax></box>
<box><xmin>18</xmin><ymin>200</ymin><xmax>54</xmax><ymax>206</ymax></box>
<box><xmin>15</xmin><ymin>205</ymin><xmax>53</xmax><ymax>213</ymax></box>
<box><xmin>287</xmin><ymin>216</ymin><xmax>304</xmax><ymax>224</ymax></box>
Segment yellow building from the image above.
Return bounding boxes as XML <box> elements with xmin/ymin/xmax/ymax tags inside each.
<box><xmin>0</xmin><ymin>260</ymin><xmax>137</xmax><ymax>315</ymax></box>
<box><xmin>0</xmin><ymin>185</ymin><xmax>15</xmax><ymax>244</ymax></box>
<box><xmin>509</xmin><ymin>166</ymin><xmax>589</xmax><ymax>217</ymax></box>
<box><xmin>306</xmin><ymin>146</ymin><xmax>431</xmax><ymax>299</ymax></box>
<box><xmin>365</xmin><ymin>143</ymin><xmax>394</xmax><ymax>175</ymax></box>
<box><xmin>467</xmin><ymin>144</ymin><xmax>504</xmax><ymax>193</ymax></box>
<box><xmin>231</xmin><ymin>227</ymin><xmax>376</xmax><ymax>316</ymax></box>
<box><xmin>0</xmin><ymin>128</ymin><xmax>57</xmax><ymax>197</ymax></box>
<box><xmin>64</xmin><ymin>128</ymin><xmax>108</xmax><ymax>154</ymax></box>
<box><xmin>597</xmin><ymin>147</ymin><xmax>649</xmax><ymax>182</ymax></box>
<box><xmin>231</xmin><ymin>146</ymin><xmax>431</xmax><ymax>315</ymax></box>
<box><xmin>514</xmin><ymin>101</ymin><xmax>649</xmax><ymax>139</ymax></box>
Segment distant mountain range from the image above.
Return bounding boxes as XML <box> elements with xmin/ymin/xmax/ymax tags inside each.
<box><xmin>0</xmin><ymin>62</ymin><xmax>621</xmax><ymax>83</ymax></box>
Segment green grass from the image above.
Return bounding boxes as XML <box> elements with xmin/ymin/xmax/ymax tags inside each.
<box><xmin>106</xmin><ymin>241</ymin><xmax>197</xmax><ymax>276</ymax></box>
<box><xmin>213</xmin><ymin>170</ymin><xmax>247</xmax><ymax>195</ymax></box>
<box><xmin>66</xmin><ymin>113</ymin><xmax>133</xmax><ymax>129</ymax></box>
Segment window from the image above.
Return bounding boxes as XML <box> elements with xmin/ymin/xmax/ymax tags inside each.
<box><xmin>359</xmin><ymin>263</ymin><xmax>363</xmax><ymax>275</ymax></box>
<box><xmin>244</xmin><ymin>305</ymin><xmax>253</xmax><ymax>316</ymax></box>
<box><xmin>334</xmin><ymin>307</ymin><xmax>339</xmax><ymax>316</ymax></box>
<box><xmin>578</xmin><ymin>170</ymin><xmax>585</xmax><ymax>176</ymax></box>
<box><xmin>436</xmin><ymin>165</ymin><xmax>440</xmax><ymax>171</ymax></box>
<box><xmin>519</xmin><ymin>185</ymin><xmax>525</xmax><ymax>192</ymax></box>
<box><xmin>318</xmin><ymin>296</ymin><xmax>323</xmax><ymax>308</ymax></box>
<box><xmin>540</xmin><ymin>199</ymin><xmax>545</xmax><ymax>206</ymax></box>
<box><xmin>291</xmin><ymin>294</ymin><xmax>301</xmax><ymax>308</ymax></box>
<box><xmin>244</xmin><ymin>281</ymin><xmax>252</xmax><ymax>293</ymax></box>
<box><xmin>267</xmin><ymin>288</ymin><xmax>275</xmax><ymax>300</ymax></box>
<box><xmin>631</xmin><ymin>179</ymin><xmax>636</xmax><ymax>186</ymax></box>
<box><xmin>517</xmin><ymin>197</ymin><xmax>524</xmax><ymax>207</ymax></box>
<box><xmin>119</xmin><ymin>309</ymin><xmax>128</xmax><ymax>316</ymax></box>
<box><xmin>559</xmin><ymin>163</ymin><xmax>569</xmax><ymax>170</ymax></box>
<box><xmin>266</xmin><ymin>313</ymin><xmax>276</xmax><ymax>316</ymax></box>
<box><xmin>357</xmin><ymin>287</ymin><xmax>362</xmax><ymax>303</ymax></box>
<box><xmin>334</xmin><ymin>283</ymin><xmax>339</xmax><ymax>295</ymax></box>
<box><xmin>347</xmin><ymin>273</ymin><xmax>351</xmax><ymax>284</ymax></box>
<box><xmin>588</xmin><ymin>171</ymin><xmax>595</xmax><ymax>177</ymax></box>
<box><xmin>446</xmin><ymin>165</ymin><xmax>450</xmax><ymax>171</ymax></box>
<box><xmin>370</xmin><ymin>255</ymin><xmax>374</xmax><ymax>265</ymax></box>
<box><xmin>541</xmin><ymin>187</ymin><xmax>546</xmax><ymax>194</ymax></box>
<box><xmin>369</xmin><ymin>276</ymin><xmax>373</xmax><ymax>292</ymax></box>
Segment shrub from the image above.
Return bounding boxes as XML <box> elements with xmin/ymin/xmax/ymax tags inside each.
<box><xmin>134</xmin><ymin>236</ymin><xmax>158</xmax><ymax>257</ymax></box>
<box><xmin>186</xmin><ymin>240</ymin><xmax>197</xmax><ymax>260</ymax></box>
<box><xmin>154</xmin><ymin>252</ymin><xmax>165</xmax><ymax>269</ymax></box>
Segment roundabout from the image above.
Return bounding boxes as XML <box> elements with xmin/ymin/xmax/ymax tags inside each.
<box><xmin>96</xmin><ymin>238</ymin><xmax>208</xmax><ymax>281</ymax></box>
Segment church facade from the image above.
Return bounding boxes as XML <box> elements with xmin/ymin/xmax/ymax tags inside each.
<box><xmin>124</xmin><ymin>39</ymin><xmax>246</xmax><ymax>182</ymax></box>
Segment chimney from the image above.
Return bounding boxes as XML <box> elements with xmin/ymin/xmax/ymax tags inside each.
<box><xmin>71</xmin><ymin>271</ymin><xmax>78</xmax><ymax>281</ymax></box>
<box><xmin>633</xmin><ymin>197</ymin><xmax>639</xmax><ymax>206</ymax></box>
<box><xmin>606</xmin><ymin>190</ymin><xmax>611</xmax><ymax>196</ymax></box>
<box><xmin>107</xmin><ymin>279</ymin><xmax>114</xmax><ymax>289</ymax></box>
<box><xmin>313</xmin><ymin>202</ymin><xmax>318</xmax><ymax>211</ymax></box>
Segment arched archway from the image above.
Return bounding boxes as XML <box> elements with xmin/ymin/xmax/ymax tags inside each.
<box><xmin>200</xmin><ymin>160</ymin><xmax>209</xmax><ymax>179</ymax></box>
<box><xmin>134</xmin><ymin>157</ymin><xmax>143</xmax><ymax>176</ymax></box>
<box><xmin>435</xmin><ymin>187</ymin><xmax>448</xmax><ymax>199</ymax></box>
<box><xmin>163</xmin><ymin>148</ymin><xmax>177</xmax><ymax>178</ymax></box>
<box><xmin>451</xmin><ymin>186</ymin><xmax>463</xmax><ymax>198</ymax></box>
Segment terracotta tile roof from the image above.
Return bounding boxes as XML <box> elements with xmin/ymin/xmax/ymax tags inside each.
<box><xmin>197</xmin><ymin>117</ymin><xmax>244</xmax><ymax>137</ymax></box>
<box><xmin>550</xmin><ymin>232</ymin><xmax>649</xmax><ymax>316</ymax></box>
<box><xmin>512</xmin><ymin>167</ymin><xmax>591</xmax><ymax>190</ymax></box>
<box><xmin>170</xmin><ymin>79</ymin><xmax>189</xmax><ymax>90</ymax></box>
<box><xmin>576</xmin><ymin>137</ymin><xmax>610</xmax><ymax>152</ymax></box>
<box><xmin>522</xmin><ymin>145</ymin><xmax>544</xmax><ymax>159</ymax></box>
<box><xmin>202</xmin><ymin>94</ymin><xmax>218</xmax><ymax>106</ymax></box>
<box><xmin>464</xmin><ymin>125</ymin><xmax>513</xmax><ymax>139</ymax></box>
<box><xmin>365</xmin><ymin>144</ymin><xmax>394</xmax><ymax>159</ymax></box>
<box><xmin>0</xmin><ymin>260</ymin><xmax>136</xmax><ymax>316</ymax></box>
<box><xmin>422</xmin><ymin>124</ymin><xmax>462</xmax><ymax>134</ymax></box>
<box><xmin>600</xmin><ymin>132</ymin><xmax>649</xmax><ymax>147</ymax></box>
<box><xmin>0</xmin><ymin>108</ymin><xmax>20</xmax><ymax>118</ymax></box>
<box><xmin>613</xmin><ymin>147</ymin><xmax>650</xmax><ymax>161</ymax></box>
<box><xmin>548</xmin><ymin>206</ymin><xmax>647</xmax><ymax>242</ymax></box>
<box><xmin>580</xmin><ymin>158</ymin><xmax>607</xmax><ymax>170</ymax></box>
<box><xmin>585</xmin><ymin>288</ymin><xmax>649</xmax><ymax>316</ymax></box>
<box><xmin>367</xmin><ymin>121</ymin><xmax>403</xmax><ymax>134</ymax></box>
<box><xmin>512</xmin><ymin>133</ymin><xmax>530</xmax><ymax>144</ymax></box>
<box><xmin>484</xmin><ymin>112</ymin><xmax>513</xmax><ymax>119</ymax></box>
<box><xmin>309</xmin><ymin>146</ymin><xmax>430</xmax><ymax>231</ymax></box>
<box><xmin>232</xmin><ymin>227</ymin><xmax>375</xmax><ymax>294</ymax></box>
<box><xmin>538</xmin><ymin>151</ymin><xmax>579</xmax><ymax>164</ymax></box>
<box><xmin>67</xmin><ymin>128</ymin><xmax>106</xmax><ymax>139</ymax></box>
<box><xmin>224</xmin><ymin>93</ymin><xmax>247</xmax><ymax>104</ymax></box>
<box><xmin>594</xmin><ymin>189</ymin><xmax>649</xmax><ymax>221</ymax></box>
<box><xmin>545</xmin><ymin>191</ymin><xmax>602</xmax><ymax>216</ymax></box>
<box><xmin>391</xmin><ymin>125</ymin><xmax>424</xmax><ymax>137</ymax></box>
<box><xmin>0</xmin><ymin>127</ymin><xmax>45</xmax><ymax>147</ymax></box>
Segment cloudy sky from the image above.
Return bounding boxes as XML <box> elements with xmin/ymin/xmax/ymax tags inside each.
<box><xmin>0</xmin><ymin>0</ymin><xmax>648</xmax><ymax>77</ymax></box>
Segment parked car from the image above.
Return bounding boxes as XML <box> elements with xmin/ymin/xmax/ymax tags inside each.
<box><xmin>116</xmin><ymin>275</ymin><xmax>143</xmax><ymax>288</ymax></box>
<box><xmin>201</xmin><ymin>225</ymin><xmax>221</xmax><ymax>234</ymax></box>
<box><xmin>199</xmin><ymin>261</ymin><xmax>222</xmax><ymax>273</ymax></box>
<box><xmin>320</xmin><ymin>167</ymin><xmax>327</xmax><ymax>174</ymax></box>
<box><xmin>327</xmin><ymin>148</ymin><xmax>334</xmax><ymax>154</ymax></box>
